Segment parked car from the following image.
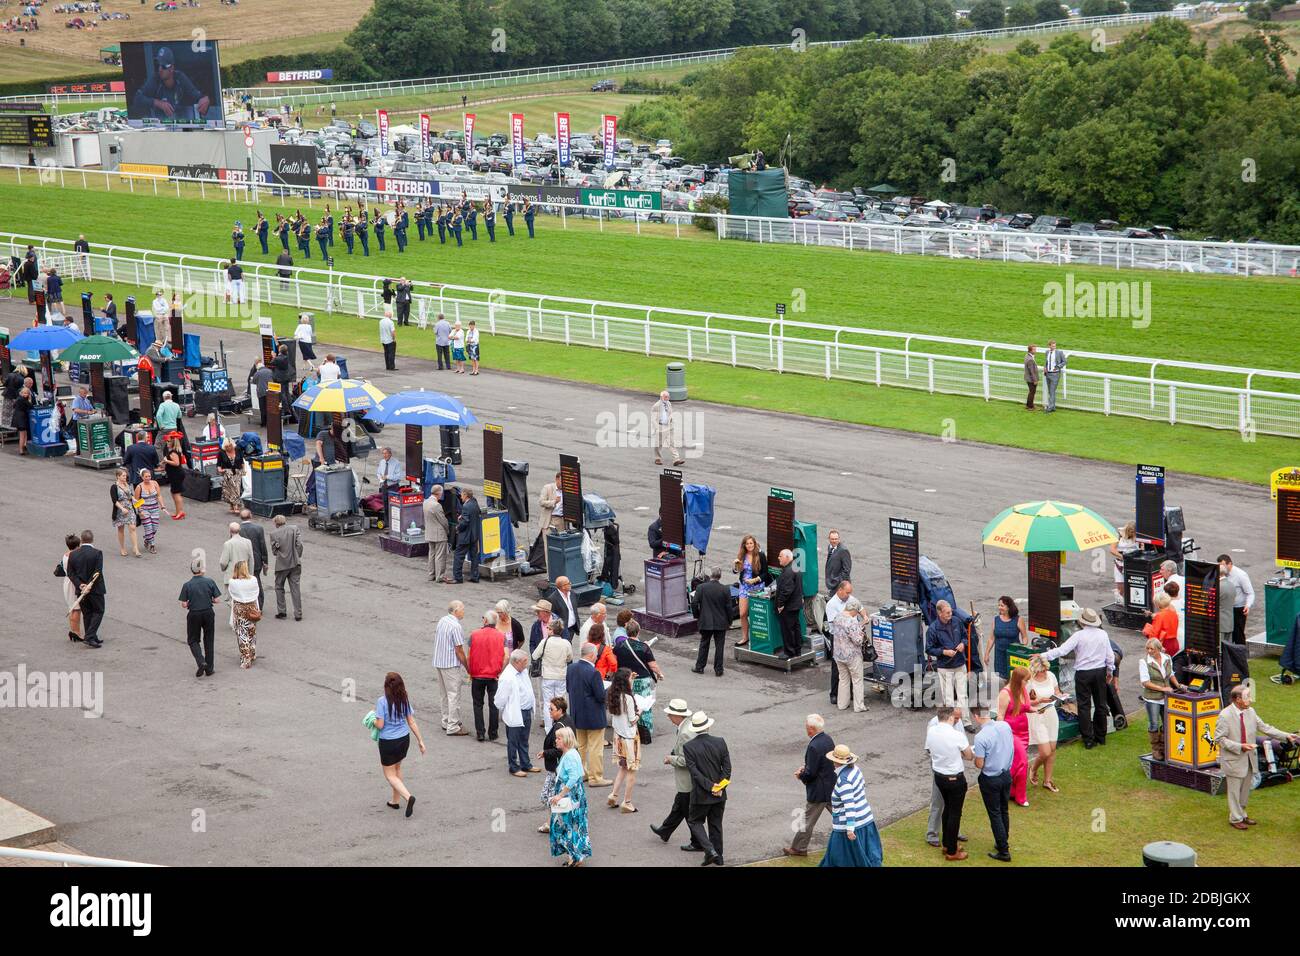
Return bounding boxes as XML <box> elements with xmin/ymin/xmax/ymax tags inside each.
<box><xmin>591</xmin><ymin>79</ymin><xmax>616</xmax><ymax>92</ymax></box>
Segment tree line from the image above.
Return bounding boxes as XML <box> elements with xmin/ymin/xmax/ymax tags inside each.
<box><xmin>623</xmin><ymin>20</ymin><xmax>1300</xmax><ymax>242</ymax></box>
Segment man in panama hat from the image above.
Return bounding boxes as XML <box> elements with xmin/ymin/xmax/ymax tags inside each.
<box><xmin>651</xmin><ymin>699</ymin><xmax>702</xmax><ymax>850</ymax></box>
<box><xmin>683</xmin><ymin>711</ymin><xmax>731</xmax><ymax>866</ymax></box>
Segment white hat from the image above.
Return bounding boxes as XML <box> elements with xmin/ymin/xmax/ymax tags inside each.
<box><xmin>688</xmin><ymin>711</ymin><xmax>715</xmax><ymax>734</ymax></box>
<box><xmin>663</xmin><ymin>698</ymin><xmax>691</xmax><ymax>717</ymax></box>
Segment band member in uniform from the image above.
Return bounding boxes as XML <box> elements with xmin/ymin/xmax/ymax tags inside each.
<box><xmin>436</xmin><ymin>205</ymin><xmax>448</xmax><ymax>244</ymax></box>
<box><xmin>465</xmin><ymin>201</ymin><xmax>478</xmax><ymax>241</ymax></box>
<box><xmin>484</xmin><ymin>201</ymin><xmax>496</xmax><ymax>242</ymax></box>
<box><xmin>232</xmin><ymin>221</ymin><xmax>246</xmax><ymax>261</ymax></box>
<box><xmin>504</xmin><ymin>200</ymin><xmax>516</xmax><ymax>237</ymax></box>
<box><xmin>375</xmin><ymin>209</ymin><xmax>388</xmax><ymax>252</ymax></box>
<box><xmin>296</xmin><ymin>215</ymin><xmax>312</xmax><ymax>260</ymax></box>
<box><xmin>316</xmin><ymin>218</ymin><xmax>330</xmax><ymax>261</ymax></box>
<box><xmin>416</xmin><ymin>200</ymin><xmax>428</xmax><ymax>241</ymax></box>
<box><xmin>276</xmin><ymin>214</ymin><xmax>291</xmax><ymax>253</ymax></box>
<box><xmin>524</xmin><ymin>199</ymin><xmax>536</xmax><ymax>239</ymax></box>
<box><xmin>357</xmin><ymin>208</ymin><xmax>370</xmax><ymax>257</ymax></box>
<box><xmin>255</xmin><ymin>212</ymin><xmax>269</xmax><ymax>255</ymax></box>
<box><xmin>342</xmin><ymin>210</ymin><xmax>356</xmax><ymax>254</ymax></box>
<box><xmin>451</xmin><ymin>207</ymin><xmax>464</xmax><ymax>247</ymax></box>
<box><xmin>395</xmin><ymin>204</ymin><xmax>409</xmax><ymax>252</ymax></box>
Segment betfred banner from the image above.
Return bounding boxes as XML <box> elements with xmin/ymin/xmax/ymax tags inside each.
<box><xmin>463</xmin><ymin>113</ymin><xmax>475</xmax><ymax>155</ymax></box>
<box><xmin>221</xmin><ymin>168</ymin><xmax>270</xmax><ymax>185</ymax></box>
<box><xmin>555</xmin><ymin>112</ymin><xmax>571</xmax><ymax>168</ymax></box>
<box><xmin>377</xmin><ymin>109</ymin><xmax>389</xmax><ymax>157</ymax></box>
<box><xmin>374</xmin><ymin>177</ymin><xmax>436</xmax><ymax>198</ymax></box>
<box><xmin>419</xmin><ymin>113</ymin><xmax>430</xmax><ymax>163</ymax></box>
<box><xmin>265</xmin><ymin>69</ymin><xmax>334</xmax><ymax>83</ymax></box>
<box><xmin>510</xmin><ymin>112</ymin><xmax>525</xmax><ymax>169</ymax></box>
<box><xmin>601</xmin><ymin>114</ymin><xmax>618</xmax><ymax>169</ymax></box>
<box><xmin>269</xmin><ymin>143</ymin><xmax>319</xmax><ymax>187</ymax></box>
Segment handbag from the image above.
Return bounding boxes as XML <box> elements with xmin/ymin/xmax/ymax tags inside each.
<box><xmin>246</xmin><ymin>605</ymin><xmax>263</xmax><ymax>622</ymax></box>
<box><xmin>530</xmin><ymin>636</ymin><xmax>549</xmax><ymax>678</ymax></box>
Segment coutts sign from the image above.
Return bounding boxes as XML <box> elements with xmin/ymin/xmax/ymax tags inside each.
<box><xmin>269</xmin><ymin>144</ymin><xmax>319</xmax><ymax>187</ymax></box>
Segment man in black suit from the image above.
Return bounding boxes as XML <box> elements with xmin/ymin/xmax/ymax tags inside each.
<box><xmin>453</xmin><ymin>488</ymin><xmax>482</xmax><ymax>583</ymax></box>
<box><xmin>566</xmin><ymin>644</ymin><xmax>610</xmax><ymax>786</ymax></box>
<box><xmin>691</xmin><ymin>566</ymin><xmax>731</xmax><ymax>676</ymax></box>
<box><xmin>785</xmin><ymin>714</ymin><xmax>836</xmax><ymax>857</ymax></box>
<box><xmin>67</xmin><ymin>529</ymin><xmax>106</xmax><ymax>648</ymax></box>
<box><xmin>238</xmin><ymin>509</ymin><xmax>269</xmax><ymax>605</ymax></box>
<box><xmin>683</xmin><ymin>712</ymin><xmax>731</xmax><ymax>866</ymax></box>
<box><xmin>545</xmin><ymin>576</ymin><xmax>580</xmax><ymax>639</ymax></box>
<box><xmin>825</xmin><ymin>529</ymin><xmax>851</xmax><ymax>596</ymax></box>
<box><xmin>773</xmin><ymin>548</ymin><xmax>803</xmax><ymax>658</ymax></box>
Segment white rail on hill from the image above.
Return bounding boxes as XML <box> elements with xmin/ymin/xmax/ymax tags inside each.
<box><xmin>2</xmin><ymin>230</ymin><xmax>1294</xmax><ymax>439</ymax></box>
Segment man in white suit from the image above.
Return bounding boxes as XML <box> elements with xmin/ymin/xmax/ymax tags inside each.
<box><xmin>1214</xmin><ymin>684</ymin><xmax>1297</xmax><ymax>830</ymax></box>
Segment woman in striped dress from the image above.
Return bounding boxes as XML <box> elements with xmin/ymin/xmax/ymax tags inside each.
<box><xmin>134</xmin><ymin>468</ymin><xmax>169</xmax><ymax>554</ymax></box>
<box><xmin>819</xmin><ymin>744</ymin><xmax>883</xmax><ymax>867</ymax></box>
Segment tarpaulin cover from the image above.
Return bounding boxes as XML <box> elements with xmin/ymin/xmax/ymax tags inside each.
<box><xmin>480</xmin><ymin>510</ymin><xmax>516</xmax><ymax>561</ymax></box>
<box><xmin>582</xmin><ymin>492</ymin><xmax>616</xmax><ymax>529</ymax></box>
<box><xmin>502</xmin><ymin>459</ymin><xmax>529</xmax><ymax>526</ymax></box>
<box><xmin>727</xmin><ymin>169</ymin><xmax>788</xmax><ymax>219</ymax></box>
<box><xmin>184</xmin><ymin>332</ymin><xmax>201</xmax><ymax>370</ymax></box>
<box><xmin>135</xmin><ymin>312</ymin><xmax>156</xmax><ymax>356</ymax></box>
<box><xmin>684</xmin><ymin>483</ymin><xmax>715</xmax><ymax>554</ymax></box>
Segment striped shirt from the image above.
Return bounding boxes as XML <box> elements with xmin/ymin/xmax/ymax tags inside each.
<box><xmin>432</xmin><ymin>614</ymin><xmax>466</xmax><ymax>669</ymax></box>
<box><xmin>830</xmin><ymin>765</ymin><xmax>874</xmax><ymax>832</ymax></box>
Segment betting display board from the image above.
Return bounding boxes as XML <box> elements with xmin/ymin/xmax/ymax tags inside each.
<box><xmin>404</xmin><ymin>423</ymin><xmax>422</xmax><ymax>482</ymax></box>
<box><xmin>482</xmin><ymin>424</ymin><xmax>503</xmax><ymax>501</ymax></box>
<box><xmin>889</xmin><ymin>517</ymin><xmax>920</xmax><ymax>604</ymax></box>
<box><xmin>767</xmin><ymin>487</ymin><xmax>795</xmax><ymax>560</ymax></box>
<box><xmin>264</xmin><ymin>382</ymin><xmax>282</xmax><ymax>450</ymax></box>
<box><xmin>1278</xmin><ymin>488</ymin><xmax>1300</xmax><ymax>570</ymax></box>
<box><xmin>659</xmin><ymin>468</ymin><xmax>684</xmax><ymax>552</ymax></box>
<box><xmin>1183</xmin><ymin>559</ymin><xmax>1220</xmax><ymax>656</ymax></box>
<box><xmin>0</xmin><ymin>114</ymin><xmax>52</xmax><ymax>147</ymax></box>
<box><xmin>1027</xmin><ymin>550</ymin><xmax>1061</xmax><ymax>639</ymax></box>
<box><xmin>559</xmin><ymin>453</ymin><xmax>583</xmax><ymax>530</ymax></box>
<box><xmin>1135</xmin><ymin>463</ymin><xmax>1165</xmax><ymax>545</ymax></box>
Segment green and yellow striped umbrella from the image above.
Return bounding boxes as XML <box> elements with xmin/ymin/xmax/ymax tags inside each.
<box><xmin>981</xmin><ymin>500</ymin><xmax>1118</xmax><ymax>554</ymax></box>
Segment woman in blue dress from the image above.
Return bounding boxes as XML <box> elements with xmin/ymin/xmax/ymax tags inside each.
<box><xmin>983</xmin><ymin>595</ymin><xmax>1028</xmax><ymax>681</ymax></box>
<box><xmin>819</xmin><ymin>745</ymin><xmax>883</xmax><ymax>867</ymax></box>
<box><xmin>733</xmin><ymin>533</ymin><xmax>769</xmax><ymax>648</ymax></box>
<box><xmin>548</xmin><ymin>726</ymin><xmax>591</xmax><ymax>866</ymax></box>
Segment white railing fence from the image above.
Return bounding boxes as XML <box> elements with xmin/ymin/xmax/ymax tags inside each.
<box><xmin>0</xmin><ymin>846</ymin><xmax>158</xmax><ymax>867</ymax></box>
<box><xmin>3</xmin><ymin>231</ymin><xmax>1295</xmax><ymax>439</ymax></box>
<box><xmin>3</xmin><ymin>161</ymin><xmax>1298</xmax><ymax>278</ymax></box>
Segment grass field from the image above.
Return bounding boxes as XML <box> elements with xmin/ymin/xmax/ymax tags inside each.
<box><xmin>762</xmin><ymin>659</ymin><xmax>1300</xmax><ymax>868</ymax></box>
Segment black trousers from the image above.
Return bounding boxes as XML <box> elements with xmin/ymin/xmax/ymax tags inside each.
<box><xmin>79</xmin><ymin>594</ymin><xmax>105</xmax><ymax>643</ymax></box>
<box><xmin>687</xmin><ymin>801</ymin><xmax>724</xmax><ymax>857</ymax></box>
<box><xmin>382</xmin><ymin>341</ymin><xmax>397</xmax><ymax>370</ymax></box>
<box><xmin>470</xmin><ymin>677</ymin><xmax>499</xmax><ymax>738</ymax></box>
<box><xmin>695</xmin><ymin>630</ymin><xmax>725</xmax><ymax>674</ymax></box>
<box><xmin>977</xmin><ymin>770</ymin><xmax>1011</xmax><ymax>854</ymax></box>
<box><xmin>659</xmin><ymin>791</ymin><xmax>699</xmax><ymax>844</ymax></box>
<box><xmin>829</xmin><ymin>657</ymin><xmax>840</xmax><ymax>701</ymax></box>
<box><xmin>396</xmin><ymin>301</ymin><xmax>410</xmax><ymax>326</ymax></box>
<box><xmin>778</xmin><ymin>610</ymin><xmax>801</xmax><ymax>657</ymax></box>
<box><xmin>1074</xmin><ymin>666</ymin><xmax>1110</xmax><ymax>745</ymax></box>
<box><xmin>186</xmin><ymin>609</ymin><xmax>215</xmax><ymax>672</ymax></box>
<box><xmin>934</xmin><ymin>771</ymin><xmax>966</xmax><ymax>855</ymax></box>
<box><xmin>454</xmin><ymin>543</ymin><xmax>479</xmax><ymax>582</ymax></box>
<box><xmin>1232</xmin><ymin>606</ymin><xmax>1247</xmax><ymax>644</ymax></box>
<box><xmin>436</xmin><ymin>344</ymin><xmax>451</xmax><ymax>369</ymax></box>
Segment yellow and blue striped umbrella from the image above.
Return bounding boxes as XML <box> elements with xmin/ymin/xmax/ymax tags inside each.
<box><xmin>292</xmin><ymin>378</ymin><xmax>387</xmax><ymax>414</ymax></box>
<box><xmin>981</xmin><ymin>500</ymin><xmax>1118</xmax><ymax>553</ymax></box>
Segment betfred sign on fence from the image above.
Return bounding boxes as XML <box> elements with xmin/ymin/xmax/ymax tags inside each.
<box><xmin>269</xmin><ymin>143</ymin><xmax>319</xmax><ymax>187</ymax></box>
<box><xmin>265</xmin><ymin>69</ymin><xmax>334</xmax><ymax>83</ymax></box>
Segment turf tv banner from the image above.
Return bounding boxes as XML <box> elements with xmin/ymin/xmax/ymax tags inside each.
<box><xmin>269</xmin><ymin>143</ymin><xmax>319</xmax><ymax>187</ymax></box>
<box><xmin>579</xmin><ymin>187</ymin><xmax>661</xmax><ymax>211</ymax></box>
<box><xmin>510</xmin><ymin>112</ymin><xmax>525</xmax><ymax>169</ymax></box>
<box><xmin>555</xmin><ymin>112</ymin><xmax>571</xmax><ymax>168</ymax></box>
<box><xmin>602</xmin><ymin>114</ymin><xmax>618</xmax><ymax>169</ymax></box>
<box><xmin>463</xmin><ymin>112</ymin><xmax>475</xmax><ymax>155</ymax></box>
<box><xmin>377</xmin><ymin>109</ymin><xmax>389</xmax><ymax>157</ymax></box>
<box><xmin>419</xmin><ymin>113</ymin><xmax>431</xmax><ymax>162</ymax></box>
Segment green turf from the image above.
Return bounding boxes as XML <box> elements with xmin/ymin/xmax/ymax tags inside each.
<box><xmin>761</xmin><ymin>658</ymin><xmax>1300</xmax><ymax>867</ymax></box>
<box><xmin>1</xmin><ymin>179</ymin><xmax>1295</xmax><ymax>390</ymax></box>
<box><xmin>39</xmin><ymin>269</ymin><xmax>1294</xmax><ymax>486</ymax></box>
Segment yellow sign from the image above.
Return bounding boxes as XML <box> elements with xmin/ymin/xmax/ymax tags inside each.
<box><xmin>481</xmin><ymin>513</ymin><xmax>500</xmax><ymax>555</ymax></box>
<box><xmin>1270</xmin><ymin>467</ymin><xmax>1300</xmax><ymax>500</ymax></box>
<box><xmin>1165</xmin><ymin>692</ymin><xmax>1219</xmax><ymax>769</ymax></box>
<box><xmin>119</xmin><ymin>163</ymin><xmax>167</xmax><ymax>179</ymax></box>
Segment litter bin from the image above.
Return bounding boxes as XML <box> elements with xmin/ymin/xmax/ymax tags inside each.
<box><xmin>666</xmin><ymin>362</ymin><xmax>687</xmax><ymax>402</ymax></box>
<box><xmin>1142</xmin><ymin>841</ymin><xmax>1196</xmax><ymax>867</ymax></box>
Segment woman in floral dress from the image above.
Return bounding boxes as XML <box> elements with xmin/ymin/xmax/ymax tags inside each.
<box><xmin>548</xmin><ymin>726</ymin><xmax>591</xmax><ymax>866</ymax></box>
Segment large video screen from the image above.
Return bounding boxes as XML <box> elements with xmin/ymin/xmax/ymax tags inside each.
<box><xmin>122</xmin><ymin>40</ymin><xmax>224</xmax><ymax>128</ymax></box>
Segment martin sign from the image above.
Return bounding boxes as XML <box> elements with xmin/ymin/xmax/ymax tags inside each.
<box><xmin>269</xmin><ymin>144</ymin><xmax>319</xmax><ymax>187</ymax></box>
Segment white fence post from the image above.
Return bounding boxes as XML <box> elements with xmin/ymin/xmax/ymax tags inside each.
<box><xmin>1168</xmin><ymin>385</ymin><xmax>1177</xmax><ymax>425</ymax></box>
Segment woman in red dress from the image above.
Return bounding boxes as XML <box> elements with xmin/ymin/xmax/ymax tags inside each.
<box><xmin>997</xmin><ymin>666</ymin><xmax>1032</xmax><ymax>808</ymax></box>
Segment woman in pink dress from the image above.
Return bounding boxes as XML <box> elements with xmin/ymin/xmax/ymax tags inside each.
<box><xmin>997</xmin><ymin>666</ymin><xmax>1031</xmax><ymax>808</ymax></box>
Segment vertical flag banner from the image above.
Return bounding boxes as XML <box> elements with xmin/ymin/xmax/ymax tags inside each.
<box><xmin>419</xmin><ymin>113</ymin><xmax>431</xmax><ymax>162</ymax></box>
<box><xmin>377</xmin><ymin>109</ymin><xmax>390</xmax><ymax>157</ymax></box>
<box><xmin>555</xmin><ymin>112</ymin><xmax>571</xmax><ymax>169</ymax></box>
<box><xmin>601</xmin><ymin>114</ymin><xmax>618</xmax><ymax>169</ymax></box>
<box><xmin>510</xmin><ymin>112</ymin><xmax>525</xmax><ymax>169</ymax></box>
<box><xmin>463</xmin><ymin>112</ymin><xmax>476</xmax><ymax>156</ymax></box>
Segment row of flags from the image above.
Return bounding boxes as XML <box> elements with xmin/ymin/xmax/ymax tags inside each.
<box><xmin>373</xmin><ymin>109</ymin><xmax>619</xmax><ymax>169</ymax></box>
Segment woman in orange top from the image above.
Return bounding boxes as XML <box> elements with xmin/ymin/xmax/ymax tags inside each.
<box><xmin>588</xmin><ymin>622</ymin><xmax>618</xmax><ymax>679</ymax></box>
<box><xmin>1142</xmin><ymin>591</ymin><xmax>1180</xmax><ymax>657</ymax></box>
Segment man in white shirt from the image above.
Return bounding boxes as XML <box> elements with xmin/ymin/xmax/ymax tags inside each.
<box><xmin>375</xmin><ymin>446</ymin><xmax>401</xmax><ymax>488</ymax></box>
<box><xmin>379</xmin><ymin>309</ymin><xmax>397</xmax><ymax>371</ymax></box>
<box><xmin>1042</xmin><ymin>339</ymin><xmax>1067</xmax><ymax>413</ymax></box>
<box><xmin>432</xmin><ymin>601</ymin><xmax>470</xmax><ymax>737</ymax></box>
<box><xmin>151</xmin><ymin>290</ymin><xmax>170</xmax><ymax>343</ymax></box>
<box><xmin>293</xmin><ymin>314</ymin><xmax>316</xmax><ymax>361</ymax></box>
<box><xmin>824</xmin><ymin>579</ymin><xmax>852</xmax><ymax>707</ymax></box>
<box><xmin>547</xmin><ymin>576</ymin><xmax>579</xmax><ymax>640</ymax></box>
<box><xmin>925</xmin><ymin>707</ymin><xmax>973</xmax><ymax>860</ymax></box>
<box><xmin>494</xmin><ymin>649</ymin><xmax>540</xmax><ymax>776</ymax></box>
<box><xmin>1217</xmin><ymin>554</ymin><xmax>1255</xmax><ymax>644</ymax></box>
<box><xmin>650</xmin><ymin>390</ymin><xmax>683</xmax><ymax>466</ymax></box>
<box><xmin>576</xmin><ymin>599</ymin><xmax>605</xmax><ymax>654</ymax></box>
<box><xmin>1036</xmin><ymin>607</ymin><xmax>1115</xmax><ymax>749</ymax></box>
<box><xmin>317</xmin><ymin>353</ymin><xmax>341</xmax><ymax>384</ymax></box>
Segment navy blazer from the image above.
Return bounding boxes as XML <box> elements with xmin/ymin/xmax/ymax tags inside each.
<box><xmin>797</xmin><ymin>731</ymin><xmax>836</xmax><ymax>804</ymax></box>
<box><xmin>566</xmin><ymin>659</ymin><xmax>607</xmax><ymax>730</ymax></box>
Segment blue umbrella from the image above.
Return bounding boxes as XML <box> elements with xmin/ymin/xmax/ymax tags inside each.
<box><xmin>365</xmin><ymin>389</ymin><xmax>478</xmax><ymax>427</ymax></box>
<box><xmin>9</xmin><ymin>324</ymin><xmax>83</xmax><ymax>353</ymax></box>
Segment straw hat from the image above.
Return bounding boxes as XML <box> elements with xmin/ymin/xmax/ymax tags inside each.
<box><xmin>663</xmin><ymin>698</ymin><xmax>692</xmax><ymax>717</ymax></box>
<box><xmin>688</xmin><ymin>711</ymin><xmax>715</xmax><ymax>734</ymax></box>
<box><xmin>826</xmin><ymin>744</ymin><xmax>858</xmax><ymax>766</ymax></box>
<box><xmin>1078</xmin><ymin>607</ymin><xmax>1102</xmax><ymax>628</ymax></box>
<box><xmin>530</xmin><ymin>599</ymin><xmax>553</xmax><ymax>614</ymax></box>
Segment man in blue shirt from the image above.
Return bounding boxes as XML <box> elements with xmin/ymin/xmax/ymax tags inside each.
<box><xmin>71</xmin><ymin>386</ymin><xmax>96</xmax><ymax>421</ymax></box>
<box><xmin>971</xmin><ymin>708</ymin><xmax>1015</xmax><ymax>862</ymax></box>
<box><xmin>434</xmin><ymin>313</ymin><xmax>452</xmax><ymax>370</ymax></box>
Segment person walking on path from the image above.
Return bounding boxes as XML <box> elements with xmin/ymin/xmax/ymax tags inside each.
<box><xmin>496</xmin><ymin>649</ymin><xmax>540</xmax><ymax>777</ymax></box>
<box><xmin>372</xmin><ymin>671</ymin><xmax>426</xmax><ymax>818</ymax></box>
<box><xmin>547</xmin><ymin>727</ymin><xmax>592</xmax><ymax>866</ymax></box>
<box><xmin>433</xmin><ymin>601</ymin><xmax>470</xmax><ymax>737</ymax></box>
<box><xmin>228</xmin><ymin>560</ymin><xmax>261</xmax><ymax>669</ymax></box>
<box><xmin>269</xmin><ymin>514</ymin><xmax>303</xmax><ymax>621</ymax></box>
<box><xmin>537</xmin><ymin>698</ymin><xmax>573</xmax><ymax>832</ymax></box>
<box><xmin>683</xmin><ymin>711</ymin><xmax>731</xmax><ymax>866</ymax></box>
<box><xmin>650</xmin><ymin>390</ymin><xmax>684</xmax><ymax>465</ymax></box>
<box><xmin>468</xmin><ymin>609</ymin><xmax>507</xmax><ymax>742</ymax></box>
<box><xmin>785</xmin><ymin>713</ymin><xmax>836</xmax><ymax>858</ymax></box>
<box><xmin>179</xmin><ymin>548</ymin><xmax>222</xmax><ymax>677</ymax></box>
<box><xmin>567</xmin><ymin>643</ymin><xmax>610</xmax><ymax>786</ymax></box>
<box><xmin>650</xmin><ymin>699</ymin><xmax>700</xmax><ymax>849</ymax></box>
<box><xmin>818</xmin><ymin>744</ymin><xmax>883</xmax><ymax>867</ymax></box>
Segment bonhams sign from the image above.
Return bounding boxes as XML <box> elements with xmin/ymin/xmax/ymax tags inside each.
<box><xmin>269</xmin><ymin>144</ymin><xmax>319</xmax><ymax>187</ymax></box>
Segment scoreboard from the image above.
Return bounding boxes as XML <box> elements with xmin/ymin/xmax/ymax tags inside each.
<box><xmin>1027</xmin><ymin>550</ymin><xmax>1061</xmax><ymax>639</ymax></box>
<box><xmin>767</xmin><ymin>487</ymin><xmax>795</xmax><ymax>560</ymax></box>
<box><xmin>888</xmin><ymin>517</ymin><xmax>920</xmax><ymax>604</ymax></box>
<box><xmin>0</xmin><ymin>114</ymin><xmax>53</xmax><ymax>148</ymax></box>
<box><xmin>1278</xmin><ymin>488</ymin><xmax>1300</xmax><ymax>570</ymax></box>
<box><xmin>1182</xmin><ymin>559</ymin><xmax>1220</xmax><ymax>656</ymax></box>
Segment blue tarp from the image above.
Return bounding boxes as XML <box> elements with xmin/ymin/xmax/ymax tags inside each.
<box><xmin>684</xmin><ymin>483</ymin><xmax>716</xmax><ymax>554</ymax></box>
<box><xmin>480</xmin><ymin>509</ymin><xmax>516</xmax><ymax>561</ymax></box>
<box><xmin>135</xmin><ymin>312</ymin><xmax>156</xmax><ymax>356</ymax></box>
<box><xmin>582</xmin><ymin>492</ymin><xmax>616</xmax><ymax>529</ymax></box>
<box><xmin>183</xmin><ymin>332</ymin><xmax>201</xmax><ymax>369</ymax></box>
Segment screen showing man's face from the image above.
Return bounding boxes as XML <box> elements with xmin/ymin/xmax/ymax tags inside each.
<box><xmin>159</xmin><ymin>64</ymin><xmax>175</xmax><ymax>88</ymax></box>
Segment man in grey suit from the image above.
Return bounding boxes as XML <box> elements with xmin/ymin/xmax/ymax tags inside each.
<box><xmin>1023</xmin><ymin>344</ymin><xmax>1039</xmax><ymax>410</ymax></box>
<box><xmin>650</xmin><ymin>699</ymin><xmax>701</xmax><ymax>850</ymax></box>
<box><xmin>238</xmin><ymin>508</ymin><xmax>269</xmax><ymax>605</ymax></box>
<box><xmin>1214</xmin><ymin>684</ymin><xmax>1297</xmax><ymax>829</ymax></box>
<box><xmin>423</xmin><ymin>484</ymin><xmax>452</xmax><ymax>583</ymax></box>
<box><xmin>824</xmin><ymin>530</ymin><xmax>851</xmax><ymax>596</ymax></box>
<box><xmin>270</xmin><ymin>514</ymin><xmax>304</xmax><ymax>621</ymax></box>
<box><xmin>1042</xmin><ymin>339</ymin><xmax>1066</xmax><ymax>413</ymax></box>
